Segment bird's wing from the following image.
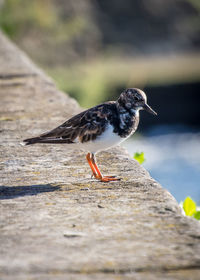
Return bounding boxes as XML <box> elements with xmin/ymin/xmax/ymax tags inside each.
<box><xmin>24</xmin><ymin>103</ymin><xmax>113</xmax><ymax>145</ymax></box>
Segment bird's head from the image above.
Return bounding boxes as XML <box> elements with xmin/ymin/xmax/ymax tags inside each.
<box><xmin>117</xmin><ymin>88</ymin><xmax>157</xmax><ymax>115</ymax></box>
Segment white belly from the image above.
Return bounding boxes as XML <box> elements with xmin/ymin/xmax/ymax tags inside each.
<box><xmin>78</xmin><ymin>124</ymin><xmax>125</xmax><ymax>154</ymax></box>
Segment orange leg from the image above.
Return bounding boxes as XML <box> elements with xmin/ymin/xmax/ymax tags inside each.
<box><xmin>86</xmin><ymin>153</ymin><xmax>97</xmax><ymax>177</ymax></box>
<box><xmin>86</xmin><ymin>153</ymin><xmax>120</xmax><ymax>182</ymax></box>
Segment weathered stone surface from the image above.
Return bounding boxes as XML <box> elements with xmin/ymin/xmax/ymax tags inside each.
<box><xmin>0</xmin><ymin>31</ymin><xmax>200</xmax><ymax>280</ymax></box>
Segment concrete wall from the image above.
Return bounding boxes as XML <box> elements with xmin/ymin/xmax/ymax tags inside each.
<box><xmin>0</xmin><ymin>31</ymin><xmax>200</xmax><ymax>280</ymax></box>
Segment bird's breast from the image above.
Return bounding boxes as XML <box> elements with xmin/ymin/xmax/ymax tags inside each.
<box><xmin>113</xmin><ymin>111</ymin><xmax>139</xmax><ymax>138</ymax></box>
<box><xmin>78</xmin><ymin>124</ymin><xmax>124</xmax><ymax>154</ymax></box>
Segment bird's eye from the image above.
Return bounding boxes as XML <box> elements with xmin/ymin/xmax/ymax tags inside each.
<box><xmin>135</xmin><ymin>96</ymin><xmax>140</xmax><ymax>101</ymax></box>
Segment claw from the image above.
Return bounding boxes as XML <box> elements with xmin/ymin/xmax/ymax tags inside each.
<box><xmin>103</xmin><ymin>175</ymin><xmax>117</xmax><ymax>178</ymax></box>
<box><xmin>100</xmin><ymin>176</ymin><xmax>121</xmax><ymax>182</ymax></box>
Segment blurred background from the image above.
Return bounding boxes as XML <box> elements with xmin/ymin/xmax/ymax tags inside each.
<box><xmin>0</xmin><ymin>0</ymin><xmax>199</xmax><ymax>202</ymax></box>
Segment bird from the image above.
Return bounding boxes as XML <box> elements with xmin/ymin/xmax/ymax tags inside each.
<box><xmin>23</xmin><ymin>88</ymin><xmax>157</xmax><ymax>182</ymax></box>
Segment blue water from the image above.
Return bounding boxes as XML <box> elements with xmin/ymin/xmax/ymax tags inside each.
<box><xmin>123</xmin><ymin>126</ymin><xmax>200</xmax><ymax>204</ymax></box>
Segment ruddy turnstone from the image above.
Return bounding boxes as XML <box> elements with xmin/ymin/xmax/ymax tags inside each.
<box><xmin>24</xmin><ymin>88</ymin><xmax>157</xmax><ymax>182</ymax></box>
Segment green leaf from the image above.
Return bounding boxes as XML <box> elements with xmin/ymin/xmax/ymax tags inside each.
<box><xmin>194</xmin><ymin>211</ymin><xmax>200</xmax><ymax>220</ymax></box>
<box><xmin>183</xmin><ymin>197</ymin><xmax>196</xmax><ymax>216</ymax></box>
<box><xmin>134</xmin><ymin>152</ymin><xmax>145</xmax><ymax>164</ymax></box>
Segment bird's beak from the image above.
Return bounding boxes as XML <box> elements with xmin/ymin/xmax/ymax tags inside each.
<box><xmin>143</xmin><ymin>103</ymin><xmax>157</xmax><ymax>116</ymax></box>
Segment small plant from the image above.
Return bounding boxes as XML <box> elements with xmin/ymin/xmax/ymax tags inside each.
<box><xmin>181</xmin><ymin>197</ymin><xmax>200</xmax><ymax>220</ymax></box>
<box><xmin>134</xmin><ymin>152</ymin><xmax>145</xmax><ymax>164</ymax></box>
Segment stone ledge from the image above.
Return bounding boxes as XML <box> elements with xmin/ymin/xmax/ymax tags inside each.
<box><xmin>0</xmin><ymin>31</ymin><xmax>200</xmax><ymax>280</ymax></box>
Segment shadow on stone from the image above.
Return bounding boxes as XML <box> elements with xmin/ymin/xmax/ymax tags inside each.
<box><xmin>0</xmin><ymin>184</ymin><xmax>61</xmax><ymax>200</ymax></box>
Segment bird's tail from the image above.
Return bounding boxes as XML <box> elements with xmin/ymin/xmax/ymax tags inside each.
<box><xmin>23</xmin><ymin>136</ymin><xmax>74</xmax><ymax>145</ymax></box>
<box><xmin>23</xmin><ymin>126</ymin><xmax>75</xmax><ymax>145</ymax></box>
<box><xmin>23</xmin><ymin>137</ymin><xmax>42</xmax><ymax>145</ymax></box>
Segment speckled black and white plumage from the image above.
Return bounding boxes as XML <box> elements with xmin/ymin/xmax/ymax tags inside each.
<box><xmin>24</xmin><ymin>88</ymin><xmax>157</xmax><ymax>154</ymax></box>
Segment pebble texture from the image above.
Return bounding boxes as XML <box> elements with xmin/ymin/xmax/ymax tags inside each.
<box><xmin>0</xmin><ymin>31</ymin><xmax>200</xmax><ymax>280</ymax></box>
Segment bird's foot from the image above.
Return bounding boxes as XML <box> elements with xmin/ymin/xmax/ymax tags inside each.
<box><xmin>96</xmin><ymin>175</ymin><xmax>121</xmax><ymax>182</ymax></box>
<box><xmin>87</xmin><ymin>153</ymin><xmax>120</xmax><ymax>182</ymax></box>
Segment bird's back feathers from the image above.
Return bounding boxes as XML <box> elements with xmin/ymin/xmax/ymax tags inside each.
<box><xmin>23</xmin><ymin>102</ymin><xmax>115</xmax><ymax>145</ymax></box>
